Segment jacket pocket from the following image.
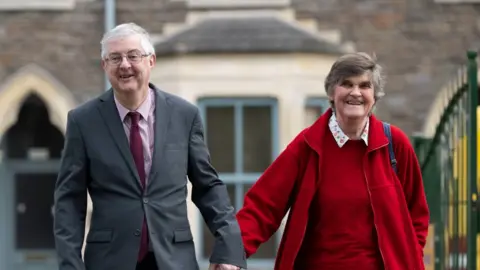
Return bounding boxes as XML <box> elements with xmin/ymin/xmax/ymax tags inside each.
<box><xmin>173</xmin><ymin>229</ymin><xmax>193</xmax><ymax>243</ymax></box>
<box><xmin>86</xmin><ymin>229</ymin><xmax>113</xmax><ymax>243</ymax></box>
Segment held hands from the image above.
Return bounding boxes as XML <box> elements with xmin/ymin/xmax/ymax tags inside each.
<box><xmin>208</xmin><ymin>263</ymin><xmax>240</xmax><ymax>270</ymax></box>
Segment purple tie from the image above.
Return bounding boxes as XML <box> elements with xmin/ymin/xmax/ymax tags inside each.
<box><xmin>128</xmin><ymin>112</ymin><xmax>149</xmax><ymax>261</ymax></box>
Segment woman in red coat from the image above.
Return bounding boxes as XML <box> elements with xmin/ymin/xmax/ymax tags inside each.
<box><xmin>236</xmin><ymin>52</ymin><xmax>429</xmax><ymax>270</ymax></box>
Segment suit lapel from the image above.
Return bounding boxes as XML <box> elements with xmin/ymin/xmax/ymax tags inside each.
<box><xmin>97</xmin><ymin>89</ymin><xmax>141</xmax><ymax>186</ymax></box>
<box><xmin>147</xmin><ymin>85</ymin><xmax>171</xmax><ymax>187</ymax></box>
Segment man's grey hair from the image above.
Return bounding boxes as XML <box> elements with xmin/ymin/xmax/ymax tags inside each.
<box><xmin>324</xmin><ymin>52</ymin><xmax>386</xmax><ymax>104</ymax></box>
<box><xmin>100</xmin><ymin>23</ymin><xmax>155</xmax><ymax>58</ymax></box>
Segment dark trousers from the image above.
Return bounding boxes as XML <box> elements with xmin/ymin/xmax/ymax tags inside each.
<box><xmin>136</xmin><ymin>252</ymin><xmax>158</xmax><ymax>270</ymax></box>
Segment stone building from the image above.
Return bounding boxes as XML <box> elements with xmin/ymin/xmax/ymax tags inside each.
<box><xmin>0</xmin><ymin>0</ymin><xmax>478</xmax><ymax>269</ymax></box>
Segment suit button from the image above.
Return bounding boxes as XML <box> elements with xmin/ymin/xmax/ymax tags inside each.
<box><xmin>134</xmin><ymin>229</ymin><xmax>141</xmax><ymax>236</ymax></box>
<box><xmin>143</xmin><ymin>198</ymin><xmax>149</xmax><ymax>204</ymax></box>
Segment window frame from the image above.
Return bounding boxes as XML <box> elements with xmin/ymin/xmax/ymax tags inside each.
<box><xmin>305</xmin><ymin>96</ymin><xmax>330</xmax><ymax>125</ymax></box>
<box><xmin>434</xmin><ymin>0</ymin><xmax>480</xmax><ymax>3</ymax></box>
<box><xmin>196</xmin><ymin>97</ymin><xmax>279</xmax><ymax>268</ymax></box>
<box><xmin>305</xmin><ymin>96</ymin><xmax>330</xmax><ymax>110</ymax></box>
<box><xmin>185</xmin><ymin>0</ymin><xmax>289</xmax><ymax>8</ymax></box>
<box><xmin>0</xmin><ymin>0</ymin><xmax>76</xmax><ymax>10</ymax></box>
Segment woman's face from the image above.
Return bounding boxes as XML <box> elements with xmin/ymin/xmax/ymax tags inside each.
<box><xmin>331</xmin><ymin>73</ymin><xmax>375</xmax><ymax>121</ymax></box>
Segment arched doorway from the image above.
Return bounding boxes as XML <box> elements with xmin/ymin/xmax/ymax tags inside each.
<box><xmin>422</xmin><ymin>69</ymin><xmax>480</xmax><ymax>137</ymax></box>
<box><xmin>0</xmin><ymin>64</ymin><xmax>78</xmax><ymax>270</ymax></box>
<box><xmin>0</xmin><ymin>93</ymin><xmax>63</xmax><ymax>270</ymax></box>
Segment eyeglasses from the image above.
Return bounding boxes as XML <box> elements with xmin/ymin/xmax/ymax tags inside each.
<box><xmin>105</xmin><ymin>50</ymin><xmax>150</xmax><ymax>65</ymax></box>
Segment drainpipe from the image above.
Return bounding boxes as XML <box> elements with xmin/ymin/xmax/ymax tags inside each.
<box><xmin>82</xmin><ymin>0</ymin><xmax>117</xmax><ymax>258</ymax></box>
<box><xmin>104</xmin><ymin>0</ymin><xmax>116</xmax><ymax>91</ymax></box>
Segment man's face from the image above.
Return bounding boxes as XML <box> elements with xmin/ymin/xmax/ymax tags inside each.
<box><xmin>102</xmin><ymin>35</ymin><xmax>156</xmax><ymax>94</ymax></box>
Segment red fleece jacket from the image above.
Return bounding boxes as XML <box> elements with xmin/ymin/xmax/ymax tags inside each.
<box><xmin>237</xmin><ymin>109</ymin><xmax>429</xmax><ymax>270</ymax></box>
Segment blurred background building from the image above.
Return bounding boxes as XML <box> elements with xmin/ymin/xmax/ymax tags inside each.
<box><xmin>0</xmin><ymin>0</ymin><xmax>479</xmax><ymax>269</ymax></box>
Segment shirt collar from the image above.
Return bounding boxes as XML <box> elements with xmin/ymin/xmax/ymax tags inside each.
<box><xmin>328</xmin><ymin>113</ymin><xmax>369</xmax><ymax>147</ymax></box>
<box><xmin>114</xmin><ymin>88</ymin><xmax>153</xmax><ymax>122</ymax></box>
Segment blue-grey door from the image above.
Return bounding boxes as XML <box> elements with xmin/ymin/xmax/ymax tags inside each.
<box><xmin>0</xmin><ymin>93</ymin><xmax>65</xmax><ymax>270</ymax></box>
<box><xmin>1</xmin><ymin>160</ymin><xmax>60</xmax><ymax>270</ymax></box>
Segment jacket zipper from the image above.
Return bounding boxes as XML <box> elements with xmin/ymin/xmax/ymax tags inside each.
<box><xmin>287</xmin><ymin>223</ymin><xmax>309</xmax><ymax>270</ymax></box>
<box><xmin>286</xmin><ymin>139</ymin><xmax>317</xmax><ymax>270</ymax></box>
<box><xmin>365</xmin><ymin>143</ymin><xmax>388</xmax><ymax>269</ymax></box>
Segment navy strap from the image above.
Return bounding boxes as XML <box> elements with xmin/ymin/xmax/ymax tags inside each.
<box><xmin>382</xmin><ymin>122</ymin><xmax>398</xmax><ymax>174</ymax></box>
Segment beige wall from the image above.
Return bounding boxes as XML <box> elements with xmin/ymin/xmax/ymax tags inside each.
<box><xmin>3</xmin><ymin>52</ymin><xmax>449</xmax><ymax>259</ymax></box>
<box><xmin>151</xmin><ymin>53</ymin><xmax>336</xmax><ymax>252</ymax></box>
<box><xmin>0</xmin><ymin>55</ymin><xmax>334</xmax><ymax>258</ymax></box>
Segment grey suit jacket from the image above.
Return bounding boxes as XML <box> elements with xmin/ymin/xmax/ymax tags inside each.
<box><xmin>53</xmin><ymin>84</ymin><xmax>247</xmax><ymax>270</ymax></box>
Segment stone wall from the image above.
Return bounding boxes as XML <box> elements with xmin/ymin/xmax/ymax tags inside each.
<box><xmin>0</xmin><ymin>0</ymin><xmax>479</xmax><ymax>134</ymax></box>
<box><xmin>0</xmin><ymin>0</ymin><xmax>187</xmax><ymax>103</ymax></box>
<box><xmin>294</xmin><ymin>0</ymin><xmax>480</xmax><ymax>133</ymax></box>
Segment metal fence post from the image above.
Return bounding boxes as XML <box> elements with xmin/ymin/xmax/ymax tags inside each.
<box><xmin>415</xmin><ymin>51</ymin><xmax>479</xmax><ymax>270</ymax></box>
<box><xmin>467</xmin><ymin>50</ymin><xmax>478</xmax><ymax>270</ymax></box>
<box><xmin>412</xmin><ymin>134</ymin><xmax>442</xmax><ymax>269</ymax></box>
<box><xmin>0</xmin><ymin>150</ymin><xmax>7</xmax><ymax>270</ymax></box>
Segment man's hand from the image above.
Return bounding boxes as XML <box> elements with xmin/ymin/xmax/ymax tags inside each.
<box><xmin>208</xmin><ymin>263</ymin><xmax>240</xmax><ymax>270</ymax></box>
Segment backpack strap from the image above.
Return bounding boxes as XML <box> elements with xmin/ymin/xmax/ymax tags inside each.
<box><xmin>382</xmin><ymin>122</ymin><xmax>398</xmax><ymax>174</ymax></box>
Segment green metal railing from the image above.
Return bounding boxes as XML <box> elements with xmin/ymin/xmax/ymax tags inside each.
<box><xmin>413</xmin><ymin>51</ymin><xmax>478</xmax><ymax>270</ymax></box>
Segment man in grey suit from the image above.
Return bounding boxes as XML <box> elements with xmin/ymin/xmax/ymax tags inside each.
<box><xmin>53</xmin><ymin>22</ymin><xmax>246</xmax><ymax>270</ymax></box>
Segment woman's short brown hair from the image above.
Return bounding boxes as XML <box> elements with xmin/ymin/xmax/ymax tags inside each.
<box><xmin>324</xmin><ymin>52</ymin><xmax>386</xmax><ymax>103</ymax></box>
